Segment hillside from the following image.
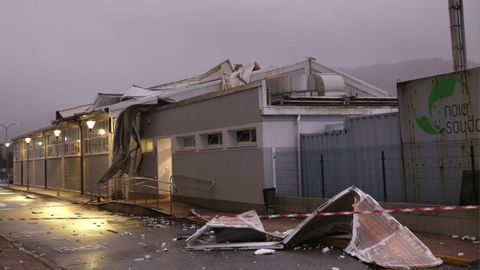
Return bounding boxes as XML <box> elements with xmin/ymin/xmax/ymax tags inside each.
<box><xmin>339</xmin><ymin>58</ymin><xmax>478</xmax><ymax>96</ymax></box>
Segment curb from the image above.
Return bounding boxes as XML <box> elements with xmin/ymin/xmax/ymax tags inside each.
<box><xmin>436</xmin><ymin>254</ymin><xmax>478</xmax><ymax>267</ymax></box>
<box><xmin>2</xmin><ymin>186</ymin><xmax>90</xmax><ymax>204</ymax></box>
<box><xmin>0</xmin><ymin>232</ymin><xmax>62</xmax><ymax>270</ymax></box>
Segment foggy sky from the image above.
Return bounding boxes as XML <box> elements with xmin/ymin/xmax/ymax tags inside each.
<box><xmin>1</xmin><ymin>0</ymin><xmax>479</xmax><ymax>140</ymax></box>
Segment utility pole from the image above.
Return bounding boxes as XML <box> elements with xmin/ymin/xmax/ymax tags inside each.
<box><xmin>448</xmin><ymin>0</ymin><xmax>467</xmax><ymax>71</ymax></box>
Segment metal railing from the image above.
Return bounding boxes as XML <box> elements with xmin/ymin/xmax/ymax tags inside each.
<box><xmin>97</xmin><ymin>175</ymin><xmax>176</xmax><ymax>214</ymax></box>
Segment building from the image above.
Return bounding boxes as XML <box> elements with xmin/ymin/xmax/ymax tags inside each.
<box><xmin>12</xmin><ymin>57</ymin><xmax>397</xmax><ymax>212</ymax></box>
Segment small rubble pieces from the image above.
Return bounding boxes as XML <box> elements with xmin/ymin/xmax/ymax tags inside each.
<box><xmin>186</xmin><ymin>210</ymin><xmax>283</xmax><ymax>251</ymax></box>
<box><xmin>254</xmin><ymin>249</ymin><xmax>275</xmax><ymax>255</ymax></box>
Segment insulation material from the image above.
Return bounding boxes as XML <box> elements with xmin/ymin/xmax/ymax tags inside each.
<box><xmin>345</xmin><ymin>193</ymin><xmax>443</xmax><ymax>268</ymax></box>
<box><xmin>186</xmin><ymin>210</ymin><xmax>283</xmax><ymax>251</ymax></box>
<box><xmin>99</xmin><ymin>104</ymin><xmax>158</xmax><ymax>183</ymax></box>
<box><xmin>222</xmin><ymin>60</ymin><xmax>260</xmax><ymax>90</ymax></box>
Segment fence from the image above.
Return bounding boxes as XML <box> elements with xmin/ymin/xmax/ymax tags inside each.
<box><xmin>275</xmin><ymin>139</ymin><xmax>479</xmax><ymax>206</ymax></box>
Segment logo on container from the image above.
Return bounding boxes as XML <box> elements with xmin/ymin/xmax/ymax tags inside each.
<box><xmin>415</xmin><ymin>76</ymin><xmax>479</xmax><ymax>135</ymax></box>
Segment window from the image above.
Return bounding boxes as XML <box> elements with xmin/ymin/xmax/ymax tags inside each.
<box><xmin>84</xmin><ymin>120</ymin><xmax>109</xmax><ymax>154</ymax></box>
<box><xmin>175</xmin><ymin>135</ymin><xmax>196</xmax><ymax>151</ymax></box>
<box><xmin>64</xmin><ymin>127</ymin><xmax>81</xmax><ymax>156</ymax></box>
<box><xmin>207</xmin><ymin>133</ymin><xmax>222</xmax><ymax>146</ymax></box>
<box><xmin>236</xmin><ymin>129</ymin><xmax>256</xmax><ymax>144</ymax></box>
<box><xmin>13</xmin><ymin>142</ymin><xmax>23</xmax><ymax>161</ymax></box>
<box><xmin>33</xmin><ymin>137</ymin><xmax>45</xmax><ymax>159</ymax></box>
<box><xmin>141</xmin><ymin>139</ymin><xmax>153</xmax><ymax>153</ymax></box>
<box><xmin>47</xmin><ymin>132</ymin><xmax>63</xmax><ymax>158</ymax></box>
<box><xmin>183</xmin><ymin>137</ymin><xmax>195</xmax><ymax>148</ymax></box>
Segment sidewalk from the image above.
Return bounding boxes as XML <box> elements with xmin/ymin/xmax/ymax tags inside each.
<box><xmin>3</xmin><ymin>184</ymin><xmax>479</xmax><ymax>267</ymax></box>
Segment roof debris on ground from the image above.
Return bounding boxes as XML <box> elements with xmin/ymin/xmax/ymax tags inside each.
<box><xmin>186</xmin><ymin>186</ymin><xmax>443</xmax><ymax>269</ymax></box>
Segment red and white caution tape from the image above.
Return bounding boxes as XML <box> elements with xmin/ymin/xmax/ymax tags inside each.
<box><xmin>0</xmin><ymin>205</ymin><xmax>478</xmax><ymax>222</ymax></box>
<box><xmin>0</xmin><ymin>216</ymin><xmax>105</xmax><ymax>221</ymax></box>
<box><xmin>193</xmin><ymin>204</ymin><xmax>480</xmax><ymax>220</ymax></box>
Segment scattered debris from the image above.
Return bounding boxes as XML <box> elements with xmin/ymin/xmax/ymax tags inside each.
<box><xmin>31</xmin><ymin>211</ymin><xmax>43</xmax><ymax>214</ymax></box>
<box><xmin>144</xmin><ymin>254</ymin><xmax>152</xmax><ymax>260</ymax></box>
<box><xmin>186</xmin><ymin>210</ymin><xmax>283</xmax><ymax>251</ymax></box>
<box><xmin>461</xmin><ymin>235</ymin><xmax>476</xmax><ymax>241</ymax></box>
<box><xmin>452</xmin><ymin>235</ymin><xmax>459</xmax><ymax>239</ymax></box>
<box><xmin>331</xmin><ymin>267</ymin><xmax>339</xmax><ymax>270</ymax></box>
<box><xmin>254</xmin><ymin>249</ymin><xmax>275</xmax><ymax>255</ymax></box>
<box><xmin>133</xmin><ymin>258</ymin><xmax>144</xmax><ymax>261</ymax></box>
<box><xmin>186</xmin><ymin>186</ymin><xmax>442</xmax><ymax>269</ymax></box>
<box><xmin>283</xmin><ymin>187</ymin><xmax>443</xmax><ymax>268</ymax></box>
<box><xmin>107</xmin><ymin>229</ymin><xmax>118</xmax><ymax>234</ymax></box>
<box><xmin>25</xmin><ymin>195</ymin><xmax>35</xmax><ymax>199</ymax></box>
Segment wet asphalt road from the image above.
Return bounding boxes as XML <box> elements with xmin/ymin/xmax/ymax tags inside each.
<box><xmin>0</xmin><ymin>187</ymin><xmax>468</xmax><ymax>270</ymax></box>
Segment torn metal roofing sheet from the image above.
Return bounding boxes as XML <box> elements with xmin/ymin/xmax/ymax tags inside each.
<box><xmin>150</xmin><ymin>60</ymin><xmax>234</xmax><ymax>90</ymax></box>
<box><xmin>87</xmin><ymin>93</ymin><xmax>123</xmax><ymax>111</ymax></box>
<box><xmin>120</xmin><ymin>86</ymin><xmax>155</xmax><ymax>101</ymax></box>
<box><xmin>282</xmin><ymin>186</ymin><xmax>442</xmax><ymax>268</ymax></box>
<box><xmin>186</xmin><ymin>210</ymin><xmax>283</xmax><ymax>251</ymax></box>
<box><xmin>55</xmin><ymin>104</ymin><xmax>91</xmax><ymax>120</ymax></box>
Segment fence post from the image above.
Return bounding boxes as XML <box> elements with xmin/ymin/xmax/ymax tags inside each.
<box><xmin>471</xmin><ymin>145</ymin><xmax>478</xmax><ymax>203</ymax></box>
<box><xmin>144</xmin><ymin>181</ymin><xmax>147</xmax><ymax>206</ymax></box>
<box><xmin>133</xmin><ymin>180</ymin><xmax>136</xmax><ymax>205</ymax></box>
<box><xmin>320</xmin><ymin>154</ymin><xmax>325</xmax><ymax>198</ymax></box>
<box><xmin>381</xmin><ymin>151</ymin><xmax>387</xmax><ymax>202</ymax></box>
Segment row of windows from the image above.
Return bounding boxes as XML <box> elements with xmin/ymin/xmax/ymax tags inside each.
<box><xmin>176</xmin><ymin>128</ymin><xmax>257</xmax><ymax>151</ymax></box>
<box><xmin>14</xmin><ymin>121</ymin><xmax>110</xmax><ymax>160</ymax></box>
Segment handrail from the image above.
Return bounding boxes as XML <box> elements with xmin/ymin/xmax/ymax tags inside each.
<box><xmin>170</xmin><ymin>174</ymin><xmax>215</xmax><ymax>192</ymax></box>
<box><xmin>96</xmin><ymin>175</ymin><xmax>176</xmax><ymax>214</ymax></box>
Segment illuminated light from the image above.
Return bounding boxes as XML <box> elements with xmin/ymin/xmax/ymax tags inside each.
<box><xmin>5</xmin><ymin>142</ymin><xmax>11</xmax><ymax>148</ymax></box>
<box><xmin>98</xmin><ymin>128</ymin><xmax>106</xmax><ymax>136</ymax></box>
<box><xmin>86</xmin><ymin>120</ymin><xmax>96</xmax><ymax>130</ymax></box>
<box><xmin>37</xmin><ymin>141</ymin><xmax>43</xmax><ymax>146</ymax></box>
<box><xmin>25</xmin><ymin>137</ymin><xmax>32</xmax><ymax>144</ymax></box>
<box><xmin>53</xmin><ymin>129</ymin><xmax>62</xmax><ymax>138</ymax></box>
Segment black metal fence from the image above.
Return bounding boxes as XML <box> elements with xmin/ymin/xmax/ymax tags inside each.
<box><xmin>275</xmin><ymin>139</ymin><xmax>479</xmax><ymax>206</ymax></box>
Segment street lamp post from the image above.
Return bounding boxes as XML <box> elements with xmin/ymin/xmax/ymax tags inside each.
<box><xmin>53</xmin><ymin>129</ymin><xmax>62</xmax><ymax>196</ymax></box>
<box><xmin>1</xmin><ymin>122</ymin><xmax>19</xmax><ymax>185</ymax></box>
<box><xmin>4</xmin><ymin>142</ymin><xmax>11</xmax><ymax>186</ymax></box>
<box><xmin>86</xmin><ymin>120</ymin><xmax>96</xmax><ymax>196</ymax></box>
<box><xmin>24</xmin><ymin>137</ymin><xmax>31</xmax><ymax>191</ymax></box>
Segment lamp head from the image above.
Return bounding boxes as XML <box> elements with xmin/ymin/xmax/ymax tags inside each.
<box><xmin>98</xmin><ymin>128</ymin><xmax>106</xmax><ymax>136</ymax></box>
<box><xmin>86</xmin><ymin>120</ymin><xmax>96</xmax><ymax>130</ymax></box>
<box><xmin>53</xmin><ymin>129</ymin><xmax>61</xmax><ymax>138</ymax></box>
<box><xmin>5</xmin><ymin>142</ymin><xmax>11</xmax><ymax>148</ymax></box>
<box><xmin>25</xmin><ymin>137</ymin><xmax>31</xmax><ymax>144</ymax></box>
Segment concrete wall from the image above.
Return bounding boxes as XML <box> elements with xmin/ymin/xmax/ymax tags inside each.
<box><xmin>172</xmin><ymin>147</ymin><xmax>266</xmax><ymax>205</ymax></box>
<box><xmin>139</xmin><ymin>87</ymin><xmax>267</xmax><ymax>206</ymax></box>
<box><xmin>141</xmin><ymin>87</ymin><xmax>262</xmax><ymax>137</ymax></box>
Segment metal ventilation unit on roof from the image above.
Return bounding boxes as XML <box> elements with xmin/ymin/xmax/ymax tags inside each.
<box><xmin>266</xmin><ymin>73</ymin><xmax>345</xmax><ymax>98</ymax></box>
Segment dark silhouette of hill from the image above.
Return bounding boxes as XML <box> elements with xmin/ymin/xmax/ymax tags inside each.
<box><xmin>340</xmin><ymin>58</ymin><xmax>478</xmax><ymax>96</ymax></box>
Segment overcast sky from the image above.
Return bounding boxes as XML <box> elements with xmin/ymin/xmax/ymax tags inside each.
<box><xmin>1</xmin><ymin>0</ymin><xmax>479</xmax><ymax>140</ymax></box>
